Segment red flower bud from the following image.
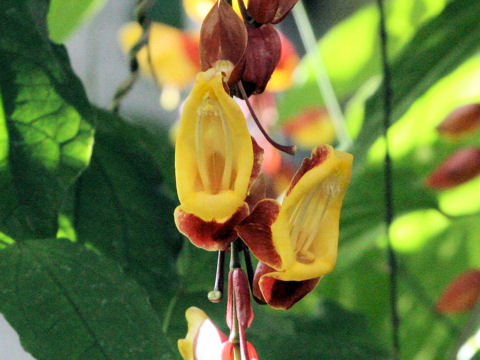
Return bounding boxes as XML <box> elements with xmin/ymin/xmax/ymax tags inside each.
<box><xmin>233</xmin><ymin>24</ymin><xmax>281</xmax><ymax>96</ymax></box>
<box><xmin>425</xmin><ymin>147</ymin><xmax>480</xmax><ymax>189</ymax></box>
<box><xmin>247</xmin><ymin>0</ymin><xmax>299</xmax><ymax>24</ymax></box>
<box><xmin>436</xmin><ymin>270</ymin><xmax>480</xmax><ymax>314</ymax></box>
<box><xmin>437</xmin><ymin>104</ymin><xmax>480</xmax><ymax>139</ymax></box>
<box><xmin>200</xmin><ymin>1</ymin><xmax>248</xmax><ymax>71</ymax></box>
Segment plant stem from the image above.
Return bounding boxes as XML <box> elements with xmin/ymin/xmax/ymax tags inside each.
<box><xmin>376</xmin><ymin>0</ymin><xmax>399</xmax><ymax>358</ymax></box>
<box><xmin>292</xmin><ymin>1</ymin><xmax>352</xmax><ymax>151</ymax></box>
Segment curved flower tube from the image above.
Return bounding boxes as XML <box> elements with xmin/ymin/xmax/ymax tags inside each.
<box><xmin>175</xmin><ymin>66</ymin><xmax>258</xmax><ymax>250</ymax></box>
<box><xmin>178</xmin><ymin>307</ymin><xmax>258</xmax><ymax>360</ymax></box>
<box><xmin>236</xmin><ymin>145</ymin><xmax>353</xmax><ymax>308</ymax></box>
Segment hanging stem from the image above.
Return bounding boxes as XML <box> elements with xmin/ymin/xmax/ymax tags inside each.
<box><xmin>111</xmin><ymin>0</ymin><xmax>154</xmax><ymax>113</ymax></box>
<box><xmin>292</xmin><ymin>1</ymin><xmax>352</xmax><ymax>151</ymax></box>
<box><xmin>376</xmin><ymin>0</ymin><xmax>400</xmax><ymax>358</ymax></box>
<box><xmin>237</xmin><ymin>81</ymin><xmax>296</xmax><ymax>155</ymax></box>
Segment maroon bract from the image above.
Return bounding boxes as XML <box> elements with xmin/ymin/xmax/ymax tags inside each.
<box><xmin>246</xmin><ymin>0</ymin><xmax>300</xmax><ymax>24</ymax></box>
<box><xmin>425</xmin><ymin>147</ymin><xmax>480</xmax><ymax>189</ymax></box>
<box><xmin>437</xmin><ymin>103</ymin><xmax>480</xmax><ymax>139</ymax></box>
<box><xmin>234</xmin><ymin>24</ymin><xmax>281</xmax><ymax>96</ymax></box>
<box><xmin>253</xmin><ymin>262</ymin><xmax>320</xmax><ymax>310</ymax></box>
<box><xmin>200</xmin><ymin>1</ymin><xmax>248</xmax><ymax>71</ymax></box>
<box><xmin>436</xmin><ymin>270</ymin><xmax>480</xmax><ymax>314</ymax></box>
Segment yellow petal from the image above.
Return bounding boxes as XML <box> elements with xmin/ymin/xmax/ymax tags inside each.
<box><xmin>271</xmin><ymin>145</ymin><xmax>353</xmax><ymax>280</ymax></box>
<box><xmin>178</xmin><ymin>307</ymin><xmax>209</xmax><ymax>360</ymax></box>
<box><xmin>175</xmin><ymin>69</ymin><xmax>254</xmax><ymax>221</ymax></box>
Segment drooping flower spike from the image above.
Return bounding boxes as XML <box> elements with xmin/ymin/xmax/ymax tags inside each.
<box><xmin>236</xmin><ymin>145</ymin><xmax>353</xmax><ymax>309</ymax></box>
<box><xmin>174</xmin><ymin>64</ymin><xmax>263</xmax><ymax>251</ymax></box>
<box><xmin>178</xmin><ymin>307</ymin><xmax>259</xmax><ymax>360</ymax></box>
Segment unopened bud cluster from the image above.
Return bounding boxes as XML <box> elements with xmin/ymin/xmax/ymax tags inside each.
<box><xmin>200</xmin><ymin>0</ymin><xmax>299</xmax><ymax>97</ymax></box>
<box><xmin>425</xmin><ymin>104</ymin><xmax>480</xmax><ymax>190</ymax></box>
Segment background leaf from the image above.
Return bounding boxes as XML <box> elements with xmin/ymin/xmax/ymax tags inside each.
<box><xmin>278</xmin><ymin>0</ymin><xmax>448</xmax><ymax>122</ymax></box>
<box><xmin>352</xmin><ymin>0</ymin><xmax>480</xmax><ymax>167</ymax></box>
<box><xmin>47</xmin><ymin>0</ymin><xmax>108</xmax><ymax>43</ymax></box>
<box><xmin>0</xmin><ymin>0</ymin><xmax>95</xmax><ymax>240</ymax></box>
<box><xmin>0</xmin><ymin>238</ymin><xmax>178</xmax><ymax>360</ymax></box>
<box><xmin>67</xmin><ymin>108</ymin><xmax>182</xmax><ymax>317</ymax></box>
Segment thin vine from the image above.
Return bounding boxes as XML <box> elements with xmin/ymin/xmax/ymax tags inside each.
<box><xmin>376</xmin><ymin>0</ymin><xmax>400</xmax><ymax>358</ymax></box>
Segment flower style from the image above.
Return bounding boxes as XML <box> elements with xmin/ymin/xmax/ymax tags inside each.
<box><xmin>236</xmin><ymin>145</ymin><xmax>353</xmax><ymax>309</ymax></box>
<box><xmin>178</xmin><ymin>307</ymin><xmax>259</xmax><ymax>360</ymax></box>
<box><xmin>174</xmin><ymin>65</ymin><xmax>262</xmax><ymax>251</ymax></box>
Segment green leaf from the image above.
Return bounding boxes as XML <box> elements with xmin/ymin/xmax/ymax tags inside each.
<box><xmin>69</xmin><ymin>108</ymin><xmax>181</xmax><ymax>316</ymax></box>
<box><xmin>353</xmin><ymin>0</ymin><xmax>480</xmax><ymax>167</ymax></box>
<box><xmin>47</xmin><ymin>0</ymin><xmax>108</xmax><ymax>43</ymax></box>
<box><xmin>0</xmin><ymin>0</ymin><xmax>95</xmax><ymax>240</ymax></box>
<box><xmin>0</xmin><ymin>239</ymin><xmax>178</xmax><ymax>360</ymax></box>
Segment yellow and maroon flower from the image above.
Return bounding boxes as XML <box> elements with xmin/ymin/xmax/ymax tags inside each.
<box><xmin>236</xmin><ymin>145</ymin><xmax>353</xmax><ymax>309</ymax></box>
<box><xmin>174</xmin><ymin>65</ymin><xmax>263</xmax><ymax>251</ymax></box>
<box><xmin>178</xmin><ymin>307</ymin><xmax>259</xmax><ymax>360</ymax></box>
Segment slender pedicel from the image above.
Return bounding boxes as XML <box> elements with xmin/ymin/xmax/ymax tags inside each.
<box><xmin>237</xmin><ymin>81</ymin><xmax>296</xmax><ymax>155</ymax></box>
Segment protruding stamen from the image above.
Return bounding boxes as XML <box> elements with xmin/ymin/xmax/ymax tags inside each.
<box><xmin>237</xmin><ymin>81</ymin><xmax>296</xmax><ymax>155</ymax></box>
<box><xmin>208</xmin><ymin>250</ymin><xmax>225</xmax><ymax>303</ymax></box>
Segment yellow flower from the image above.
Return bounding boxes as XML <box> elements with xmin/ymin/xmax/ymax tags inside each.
<box><xmin>237</xmin><ymin>145</ymin><xmax>352</xmax><ymax>308</ymax></box>
<box><xmin>178</xmin><ymin>307</ymin><xmax>226</xmax><ymax>360</ymax></box>
<box><xmin>174</xmin><ymin>65</ymin><xmax>261</xmax><ymax>251</ymax></box>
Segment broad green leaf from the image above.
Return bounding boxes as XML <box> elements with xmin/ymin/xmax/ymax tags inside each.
<box><xmin>167</xmin><ymin>290</ymin><xmax>389</xmax><ymax>360</ymax></box>
<box><xmin>47</xmin><ymin>0</ymin><xmax>108</xmax><ymax>43</ymax></box>
<box><xmin>0</xmin><ymin>239</ymin><xmax>178</xmax><ymax>360</ymax></box>
<box><xmin>0</xmin><ymin>0</ymin><xmax>95</xmax><ymax>240</ymax></box>
<box><xmin>278</xmin><ymin>0</ymin><xmax>448</xmax><ymax>122</ymax></box>
<box><xmin>68</xmin><ymin>108</ymin><xmax>181</xmax><ymax>316</ymax></box>
<box><xmin>353</xmin><ymin>0</ymin><xmax>480</xmax><ymax>167</ymax></box>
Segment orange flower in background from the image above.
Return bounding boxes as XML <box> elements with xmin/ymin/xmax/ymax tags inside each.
<box><xmin>237</xmin><ymin>145</ymin><xmax>353</xmax><ymax>308</ymax></box>
<box><xmin>119</xmin><ymin>22</ymin><xmax>200</xmax><ymax>89</ymax></box>
<box><xmin>283</xmin><ymin>107</ymin><xmax>336</xmax><ymax>149</ymax></box>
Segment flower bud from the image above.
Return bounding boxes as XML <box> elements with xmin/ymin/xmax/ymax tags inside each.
<box><xmin>436</xmin><ymin>104</ymin><xmax>480</xmax><ymax>139</ymax></box>
<box><xmin>425</xmin><ymin>147</ymin><xmax>480</xmax><ymax>189</ymax></box>
<box><xmin>247</xmin><ymin>0</ymin><xmax>299</xmax><ymax>24</ymax></box>
<box><xmin>436</xmin><ymin>270</ymin><xmax>480</xmax><ymax>313</ymax></box>
<box><xmin>233</xmin><ymin>24</ymin><xmax>281</xmax><ymax>96</ymax></box>
<box><xmin>200</xmin><ymin>1</ymin><xmax>248</xmax><ymax>71</ymax></box>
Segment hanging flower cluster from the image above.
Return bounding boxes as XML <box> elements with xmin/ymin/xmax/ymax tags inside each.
<box><xmin>174</xmin><ymin>1</ymin><xmax>353</xmax><ymax>358</ymax></box>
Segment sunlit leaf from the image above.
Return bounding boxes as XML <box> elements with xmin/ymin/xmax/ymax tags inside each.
<box><xmin>0</xmin><ymin>0</ymin><xmax>95</xmax><ymax>240</ymax></box>
<box><xmin>354</xmin><ymin>0</ymin><xmax>480</xmax><ymax>167</ymax></box>
<box><xmin>47</xmin><ymin>0</ymin><xmax>108</xmax><ymax>43</ymax></box>
<box><xmin>278</xmin><ymin>0</ymin><xmax>448</xmax><ymax>122</ymax></box>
